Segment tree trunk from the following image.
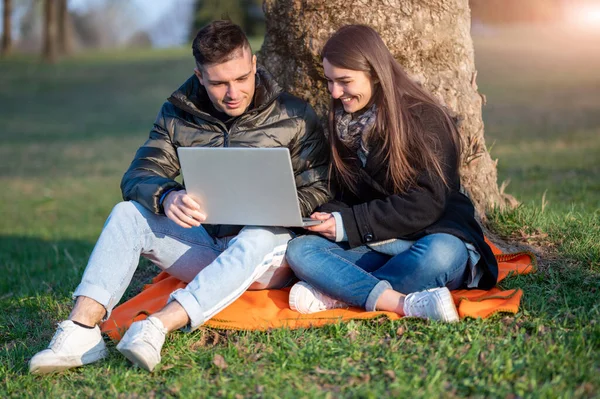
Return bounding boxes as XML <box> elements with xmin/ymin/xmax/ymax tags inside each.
<box><xmin>1</xmin><ymin>0</ymin><xmax>12</xmax><ymax>56</ymax></box>
<box><xmin>57</xmin><ymin>0</ymin><xmax>70</xmax><ymax>55</ymax></box>
<box><xmin>259</xmin><ymin>0</ymin><xmax>513</xmax><ymax>218</ymax></box>
<box><xmin>43</xmin><ymin>0</ymin><xmax>58</xmax><ymax>63</ymax></box>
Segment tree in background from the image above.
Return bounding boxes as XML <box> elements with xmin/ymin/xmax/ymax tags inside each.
<box><xmin>57</xmin><ymin>0</ymin><xmax>70</xmax><ymax>55</ymax></box>
<box><xmin>191</xmin><ymin>0</ymin><xmax>264</xmax><ymax>38</ymax></box>
<box><xmin>42</xmin><ymin>0</ymin><xmax>57</xmax><ymax>63</ymax></box>
<box><xmin>259</xmin><ymin>0</ymin><xmax>513</xmax><ymax>216</ymax></box>
<box><xmin>1</xmin><ymin>0</ymin><xmax>12</xmax><ymax>56</ymax></box>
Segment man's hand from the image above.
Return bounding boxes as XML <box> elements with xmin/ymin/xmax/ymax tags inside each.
<box><xmin>163</xmin><ymin>189</ymin><xmax>206</xmax><ymax>228</ymax></box>
<box><xmin>305</xmin><ymin>212</ymin><xmax>336</xmax><ymax>241</ymax></box>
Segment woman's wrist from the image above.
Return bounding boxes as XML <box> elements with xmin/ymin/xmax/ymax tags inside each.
<box><xmin>331</xmin><ymin>212</ymin><xmax>348</xmax><ymax>242</ymax></box>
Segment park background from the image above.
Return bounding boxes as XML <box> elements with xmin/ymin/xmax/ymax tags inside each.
<box><xmin>0</xmin><ymin>0</ymin><xmax>598</xmax><ymax>397</ymax></box>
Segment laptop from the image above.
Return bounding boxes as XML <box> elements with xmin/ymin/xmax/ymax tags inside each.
<box><xmin>177</xmin><ymin>147</ymin><xmax>324</xmax><ymax>227</ymax></box>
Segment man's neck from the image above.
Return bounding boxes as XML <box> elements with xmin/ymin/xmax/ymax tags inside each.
<box><xmin>207</xmin><ymin>102</ymin><xmax>233</xmax><ymax>125</ymax></box>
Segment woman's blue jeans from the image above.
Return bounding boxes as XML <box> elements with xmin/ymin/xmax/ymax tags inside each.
<box><xmin>286</xmin><ymin>233</ymin><xmax>469</xmax><ymax>311</ymax></box>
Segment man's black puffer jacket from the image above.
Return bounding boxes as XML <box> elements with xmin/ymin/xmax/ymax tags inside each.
<box><xmin>121</xmin><ymin>67</ymin><xmax>332</xmax><ymax>237</ymax></box>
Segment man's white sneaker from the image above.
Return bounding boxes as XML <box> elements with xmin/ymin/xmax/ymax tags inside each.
<box><xmin>29</xmin><ymin>320</ymin><xmax>108</xmax><ymax>374</ymax></box>
<box><xmin>403</xmin><ymin>287</ymin><xmax>459</xmax><ymax>323</ymax></box>
<box><xmin>289</xmin><ymin>281</ymin><xmax>349</xmax><ymax>314</ymax></box>
<box><xmin>116</xmin><ymin>316</ymin><xmax>167</xmax><ymax>372</ymax></box>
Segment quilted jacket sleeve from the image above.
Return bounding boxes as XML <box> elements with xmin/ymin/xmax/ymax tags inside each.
<box><xmin>293</xmin><ymin>103</ymin><xmax>333</xmax><ymax>216</ymax></box>
<box><xmin>120</xmin><ymin>104</ymin><xmax>184</xmax><ymax>214</ymax></box>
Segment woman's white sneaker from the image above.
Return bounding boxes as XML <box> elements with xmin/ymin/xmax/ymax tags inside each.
<box><xmin>289</xmin><ymin>281</ymin><xmax>349</xmax><ymax>314</ymax></box>
<box><xmin>116</xmin><ymin>316</ymin><xmax>167</xmax><ymax>372</ymax></box>
<box><xmin>403</xmin><ymin>287</ymin><xmax>459</xmax><ymax>323</ymax></box>
<box><xmin>29</xmin><ymin>320</ymin><xmax>108</xmax><ymax>374</ymax></box>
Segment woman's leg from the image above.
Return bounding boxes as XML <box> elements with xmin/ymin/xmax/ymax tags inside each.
<box><xmin>286</xmin><ymin>235</ymin><xmax>391</xmax><ymax>310</ymax></box>
<box><xmin>288</xmin><ymin>233</ymin><xmax>467</xmax><ymax>321</ymax></box>
<box><xmin>371</xmin><ymin>233</ymin><xmax>470</xmax><ymax>295</ymax></box>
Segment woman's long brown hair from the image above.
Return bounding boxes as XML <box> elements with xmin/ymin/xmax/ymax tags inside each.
<box><xmin>322</xmin><ymin>24</ymin><xmax>461</xmax><ymax>195</ymax></box>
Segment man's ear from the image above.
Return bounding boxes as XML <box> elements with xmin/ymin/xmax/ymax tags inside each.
<box><xmin>194</xmin><ymin>68</ymin><xmax>204</xmax><ymax>85</ymax></box>
<box><xmin>252</xmin><ymin>54</ymin><xmax>257</xmax><ymax>74</ymax></box>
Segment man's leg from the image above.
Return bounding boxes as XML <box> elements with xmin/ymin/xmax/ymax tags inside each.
<box><xmin>30</xmin><ymin>201</ymin><xmax>225</xmax><ymax>374</ymax></box>
<box><xmin>116</xmin><ymin>225</ymin><xmax>294</xmax><ymax>371</ymax></box>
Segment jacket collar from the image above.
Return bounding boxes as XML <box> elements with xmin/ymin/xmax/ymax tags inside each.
<box><xmin>167</xmin><ymin>66</ymin><xmax>282</xmax><ymax>119</ymax></box>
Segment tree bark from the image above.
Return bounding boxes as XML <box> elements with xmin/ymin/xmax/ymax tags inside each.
<box><xmin>43</xmin><ymin>0</ymin><xmax>58</xmax><ymax>63</ymax></box>
<box><xmin>259</xmin><ymin>0</ymin><xmax>513</xmax><ymax>217</ymax></box>
<box><xmin>1</xmin><ymin>0</ymin><xmax>12</xmax><ymax>56</ymax></box>
<box><xmin>57</xmin><ymin>0</ymin><xmax>71</xmax><ymax>55</ymax></box>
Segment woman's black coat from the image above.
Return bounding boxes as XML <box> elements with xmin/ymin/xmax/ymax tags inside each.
<box><xmin>319</xmin><ymin>105</ymin><xmax>499</xmax><ymax>289</ymax></box>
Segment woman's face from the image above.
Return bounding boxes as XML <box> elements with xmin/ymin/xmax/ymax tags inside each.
<box><xmin>323</xmin><ymin>58</ymin><xmax>376</xmax><ymax>114</ymax></box>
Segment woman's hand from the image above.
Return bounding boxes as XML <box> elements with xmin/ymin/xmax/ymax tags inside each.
<box><xmin>305</xmin><ymin>212</ymin><xmax>337</xmax><ymax>241</ymax></box>
<box><xmin>163</xmin><ymin>189</ymin><xmax>206</xmax><ymax>228</ymax></box>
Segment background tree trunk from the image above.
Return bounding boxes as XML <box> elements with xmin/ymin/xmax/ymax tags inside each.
<box><xmin>1</xmin><ymin>0</ymin><xmax>12</xmax><ymax>56</ymax></box>
<box><xmin>43</xmin><ymin>0</ymin><xmax>58</xmax><ymax>63</ymax></box>
<box><xmin>259</xmin><ymin>0</ymin><xmax>513</xmax><ymax>217</ymax></box>
<box><xmin>57</xmin><ymin>0</ymin><xmax>70</xmax><ymax>55</ymax></box>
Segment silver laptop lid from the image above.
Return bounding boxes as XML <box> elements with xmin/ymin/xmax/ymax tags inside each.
<box><xmin>177</xmin><ymin>147</ymin><xmax>308</xmax><ymax>227</ymax></box>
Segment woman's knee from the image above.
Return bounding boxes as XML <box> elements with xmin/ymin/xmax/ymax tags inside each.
<box><xmin>421</xmin><ymin>233</ymin><xmax>468</xmax><ymax>273</ymax></box>
<box><xmin>286</xmin><ymin>235</ymin><xmax>329</xmax><ymax>272</ymax></box>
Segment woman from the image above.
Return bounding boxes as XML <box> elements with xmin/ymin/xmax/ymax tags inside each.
<box><xmin>286</xmin><ymin>25</ymin><xmax>498</xmax><ymax>322</ymax></box>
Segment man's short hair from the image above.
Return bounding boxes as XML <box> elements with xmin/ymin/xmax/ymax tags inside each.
<box><xmin>192</xmin><ymin>20</ymin><xmax>252</xmax><ymax>67</ymax></box>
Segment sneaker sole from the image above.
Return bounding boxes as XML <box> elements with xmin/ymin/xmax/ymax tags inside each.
<box><xmin>29</xmin><ymin>348</ymin><xmax>108</xmax><ymax>375</ymax></box>
<box><xmin>117</xmin><ymin>343</ymin><xmax>158</xmax><ymax>372</ymax></box>
<box><xmin>288</xmin><ymin>282</ymin><xmax>309</xmax><ymax>313</ymax></box>
<box><xmin>435</xmin><ymin>288</ymin><xmax>460</xmax><ymax>323</ymax></box>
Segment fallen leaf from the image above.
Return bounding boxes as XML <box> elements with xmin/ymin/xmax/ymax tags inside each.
<box><xmin>315</xmin><ymin>366</ymin><xmax>337</xmax><ymax>375</ymax></box>
<box><xmin>212</xmin><ymin>354</ymin><xmax>228</xmax><ymax>369</ymax></box>
<box><xmin>396</xmin><ymin>326</ymin><xmax>405</xmax><ymax>337</ymax></box>
<box><xmin>346</xmin><ymin>329</ymin><xmax>359</xmax><ymax>342</ymax></box>
<box><xmin>384</xmin><ymin>370</ymin><xmax>396</xmax><ymax>380</ymax></box>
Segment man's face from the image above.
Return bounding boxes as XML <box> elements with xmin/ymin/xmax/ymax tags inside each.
<box><xmin>195</xmin><ymin>47</ymin><xmax>257</xmax><ymax>117</ymax></box>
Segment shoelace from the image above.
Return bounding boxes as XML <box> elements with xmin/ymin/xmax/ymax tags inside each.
<box><xmin>48</xmin><ymin>323</ymin><xmax>70</xmax><ymax>350</ymax></box>
<box><xmin>407</xmin><ymin>294</ymin><xmax>431</xmax><ymax>316</ymax></box>
<box><xmin>140</xmin><ymin>319</ymin><xmax>163</xmax><ymax>351</ymax></box>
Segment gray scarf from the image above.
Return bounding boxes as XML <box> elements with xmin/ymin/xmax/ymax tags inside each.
<box><xmin>335</xmin><ymin>103</ymin><xmax>377</xmax><ymax>166</ymax></box>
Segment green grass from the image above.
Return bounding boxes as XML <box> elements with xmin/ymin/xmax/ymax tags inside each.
<box><xmin>1</xmin><ymin>27</ymin><xmax>599</xmax><ymax>398</ymax></box>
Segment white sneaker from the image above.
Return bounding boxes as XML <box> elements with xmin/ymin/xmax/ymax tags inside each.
<box><xmin>29</xmin><ymin>320</ymin><xmax>108</xmax><ymax>374</ymax></box>
<box><xmin>116</xmin><ymin>316</ymin><xmax>167</xmax><ymax>372</ymax></box>
<box><xmin>403</xmin><ymin>287</ymin><xmax>459</xmax><ymax>323</ymax></box>
<box><xmin>289</xmin><ymin>281</ymin><xmax>349</xmax><ymax>314</ymax></box>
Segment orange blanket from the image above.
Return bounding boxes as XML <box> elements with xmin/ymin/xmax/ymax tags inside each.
<box><xmin>101</xmin><ymin>239</ymin><xmax>536</xmax><ymax>341</ymax></box>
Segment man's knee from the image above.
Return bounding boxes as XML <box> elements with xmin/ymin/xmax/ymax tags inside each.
<box><xmin>235</xmin><ymin>226</ymin><xmax>292</xmax><ymax>250</ymax></box>
<box><xmin>109</xmin><ymin>201</ymin><xmax>143</xmax><ymax>222</ymax></box>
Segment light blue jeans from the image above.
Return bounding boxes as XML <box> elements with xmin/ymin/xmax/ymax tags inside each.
<box><xmin>73</xmin><ymin>201</ymin><xmax>294</xmax><ymax>330</ymax></box>
<box><xmin>286</xmin><ymin>233</ymin><xmax>469</xmax><ymax>311</ymax></box>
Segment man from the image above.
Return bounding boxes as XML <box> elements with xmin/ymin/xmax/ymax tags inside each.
<box><xmin>29</xmin><ymin>20</ymin><xmax>330</xmax><ymax>374</ymax></box>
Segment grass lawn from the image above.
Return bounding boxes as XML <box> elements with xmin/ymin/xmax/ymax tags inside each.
<box><xmin>0</xmin><ymin>26</ymin><xmax>598</xmax><ymax>398</ymax></box>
